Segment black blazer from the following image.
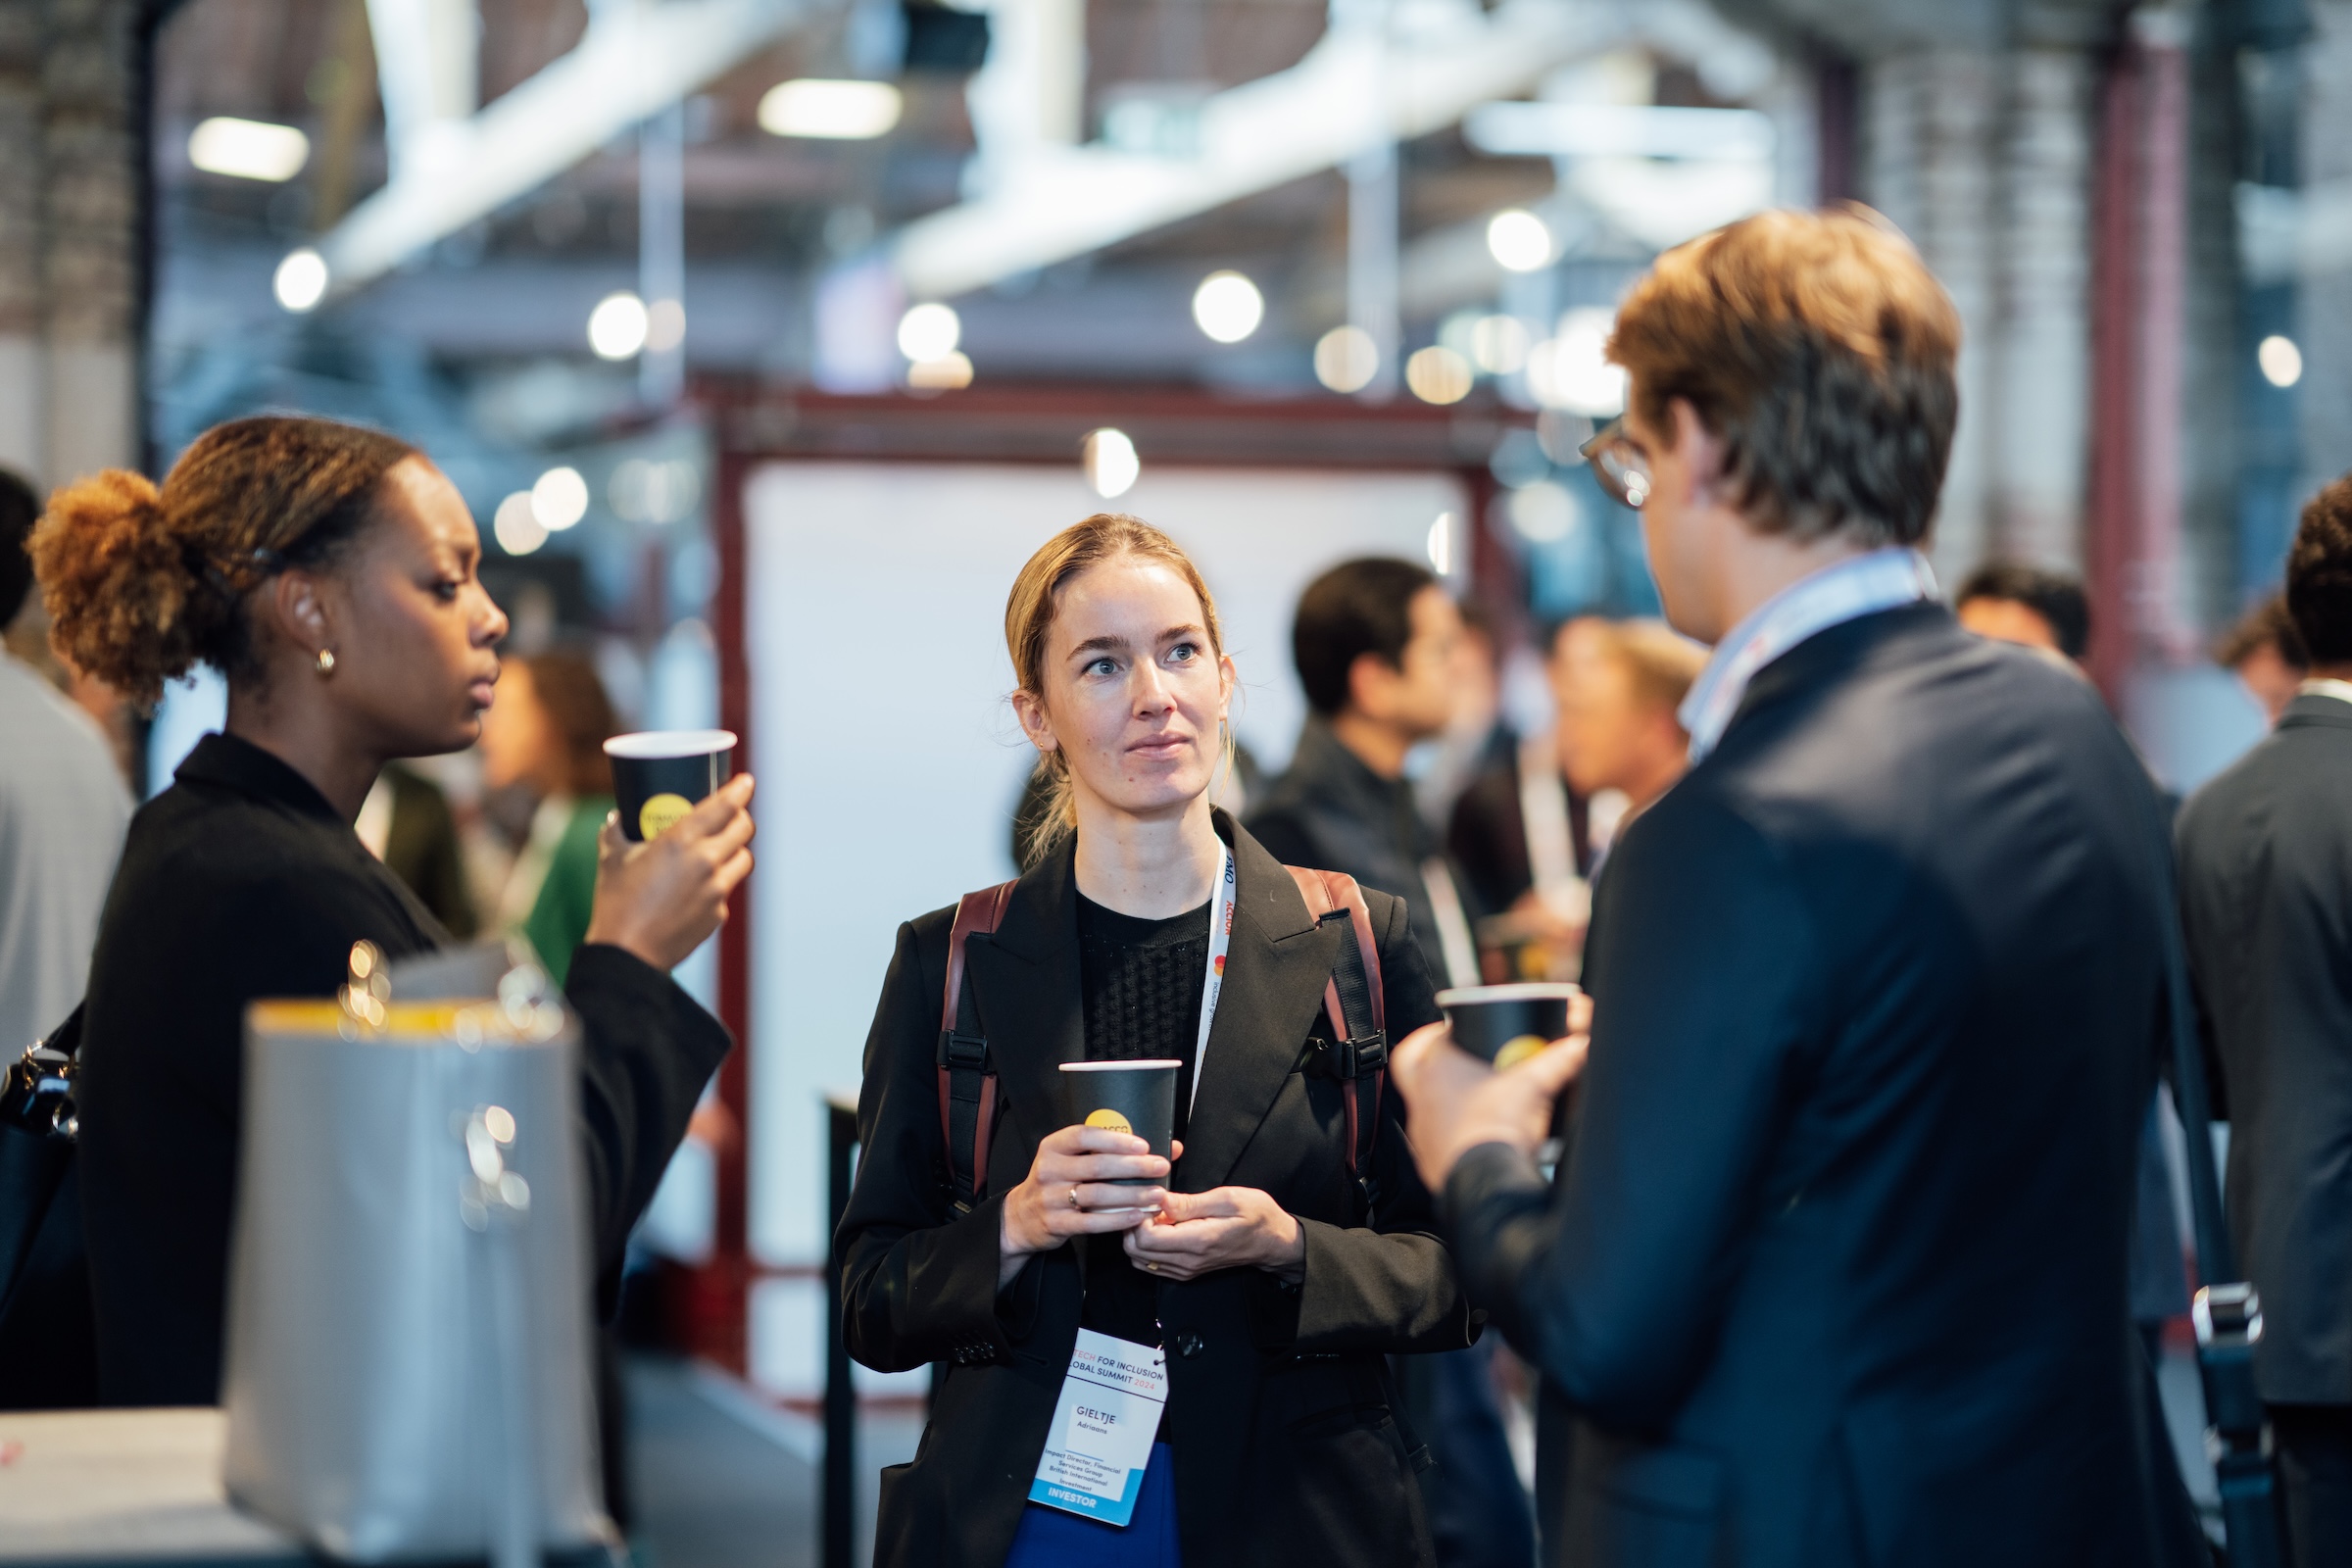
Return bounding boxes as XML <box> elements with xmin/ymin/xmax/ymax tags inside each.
<box><xmin>2176</xmin><ymin>690</ymin><xmax>2352</xmax><ymax>1404</ymax></box>
<box><xmin>77</xmin><ymin>733</ymin><xmax>729</xmax><ymax>1406</ymax></box>
<box><xmin>1443</xmin><ymin>606</ymin><xmax>2204</xmax><ymax>1568</ymax></box>
<box><xmin>838</xmin><ymin>814</ymin><xmax>1474</xmax><ymax>1568</ymax></box>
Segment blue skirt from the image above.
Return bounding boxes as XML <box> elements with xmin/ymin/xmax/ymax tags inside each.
<box><xmin>1002</xmin><ymin>1443</ymin><xmax>1182</xmax><ymax>1568</ymax></box>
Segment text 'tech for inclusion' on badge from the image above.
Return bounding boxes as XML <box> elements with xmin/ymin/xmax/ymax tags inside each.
<box><xmin>1028</xmin><ymin>1329</ymin><xmax>1169</xmax><ymax>1527</ymax></box>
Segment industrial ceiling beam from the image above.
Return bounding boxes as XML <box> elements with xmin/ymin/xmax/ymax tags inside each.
<box><xmin>890</xmin><ymin>0</ymin><xmax>1758</xmax><ymax>301</ymax></box>
<box><xmin>316</xmin><ymin>0</ymin><xmax>809</xmax><ymax>295</ymax></box>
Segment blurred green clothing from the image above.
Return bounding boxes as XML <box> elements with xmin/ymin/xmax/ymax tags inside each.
<box><xmin>515</xmin><ymin>795</ymin><xmax>611</xmax><ymax>986</ymax></box>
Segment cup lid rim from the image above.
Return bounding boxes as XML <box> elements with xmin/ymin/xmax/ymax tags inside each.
<box><xmin>1435</xmin><ymin>983</ymin><xmax>1583</xmax><ymax>1006</ymax></box>
<box><xmin>604</xmin><ymin>728</ymin><xmax>739</xmax><ymax>760</ymax></box>
<box><xmin>1057</xmin><ymin>1058</ymin><xmax>1185</xmax><ymax>1071</ymax></box>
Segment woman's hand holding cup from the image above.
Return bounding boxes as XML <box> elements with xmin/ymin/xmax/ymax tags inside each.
<box><xmin>1000</xmin><ymin>1127</ymin><xmax>1172</xmax><ymax>1287</ymax></box>
<box><xmin>583</xmin><ymin>773</ymin><xmax>757</xmax><ymax>972</ymax></box>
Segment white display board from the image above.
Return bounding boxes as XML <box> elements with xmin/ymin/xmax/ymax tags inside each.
<box><xmin>740</xmin><ymin>460</ymin><xmax>1464</xmax><ymax>1292</ymax></box>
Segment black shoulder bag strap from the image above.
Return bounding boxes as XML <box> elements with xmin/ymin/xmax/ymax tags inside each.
<box><xmin>937</xmin><ymin>883</ymin><xmax>1016</xmax><ymax>1216</ymax></box>
<box><xmin>2156</xmin><ymin>840</ymin><xmax>2286</xmax><ymax>1565</ymax></box>
<box><xmin>1286</xmin><ymin>867</ymin><xmax>1388</xmax><ymax>1223</ymax></box>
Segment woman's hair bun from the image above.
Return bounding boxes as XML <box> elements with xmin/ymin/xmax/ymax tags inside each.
<box><xmin>30</xmin><ymin>468</ymin><xmax>221</xmax><ymax>710</ymax></box>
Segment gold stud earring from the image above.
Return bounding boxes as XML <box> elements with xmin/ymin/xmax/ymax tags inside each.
<box><xmin>316</xmin><ymin>648</ymin><xmax>336</xmax><ymax>677</ymax></box>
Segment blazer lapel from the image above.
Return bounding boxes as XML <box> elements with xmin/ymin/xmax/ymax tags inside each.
<box><xmin>1179</xmin><ymin>817</ymin><xmax>1343</xmax><ymax>1192</ymax></box>
<box><xmin>962</xmin><ymin>841</ymin><xmax>1084</xmax><ymax>1146</ymax></box>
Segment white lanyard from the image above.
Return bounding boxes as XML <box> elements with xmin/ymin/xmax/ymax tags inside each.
<box><xmin>1190</xmin><ymin>843</ymin><xmax>1236</xmax><ymax>1116</ymax></box>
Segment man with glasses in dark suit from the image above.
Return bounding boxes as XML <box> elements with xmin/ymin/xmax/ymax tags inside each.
<box><xmin>2177</xmin><ymin>479</ymin><xmax>2352</xmax><ymax>1568</ymax></box>
<box><xmin>1392</xmin><ymin>208</ymin><xmax>2204</xmax><ymax>1568</ymax></box>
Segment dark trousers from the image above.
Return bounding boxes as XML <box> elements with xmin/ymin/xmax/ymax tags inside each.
<box><xmin>2275</xmin><ymin>1403</ymin><xmax>2352</xmax><ymax>1568</ymax></box>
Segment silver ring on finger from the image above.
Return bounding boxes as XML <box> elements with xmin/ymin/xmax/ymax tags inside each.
<box><xmin>1069</xmin><ymin>1184</ymin><xmax>1083</xmax><ymax>1210</ymax></box>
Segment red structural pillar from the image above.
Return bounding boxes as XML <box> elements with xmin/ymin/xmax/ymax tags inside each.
<box><xmin>671</xmin><ymin>440</ymin><xmax>756</xmax><ymax>1373</ymax></box>
<box><xmin>2087</xmin><ymin>18</ymin><xmax>2195</xmax><ymax>702</ymax></box>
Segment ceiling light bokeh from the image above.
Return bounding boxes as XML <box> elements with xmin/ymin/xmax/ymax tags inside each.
<box><xmin>1192</xmin><ymin>270</ymin><xmax>1264</xmax><ymax>344</ymax></box>
<box><xmin>906</xmin><ymin>351</ymin><xmax>975</xmax><ymax>390</ymax></box>
<box><xmin>1314</xmin><ymin>326</ymin><xmax>1379</xmax><ymax>394</ymax></box>
<box><xmin>1487</xmin><ymin>209</ymin><xmax>1554</xmax><ymax>273</ymax></box>
<box><xmin>493</xmin><ymin>492</ymin><xmax>547</xmax><ymax>556</ymax></box>
<box><xmin>588</xmin><ymin>292</ymin><xmax>650</xmax><ymax>360</ymax></box>
<box><xmin>1085</xmin><ymin>428</ymin><xmax>1141</xmax><ymax>499</ymax></box>
<box><xmin>1405</xmin><ymin>345</ymin><xmax>1473</xmax><ymax>406</ymax></box>
<box><xmin>1471</xmin><ymin>315</ymin><xmax>1531</xmax><ymax>375</ymax></box>
<box><xmin>272</xmin><ymin>248</ymin><xmax>328</xmax><ymax>313</ymax></box>
<box><xmin>2259</xmin><ymin>334</ymin><xmax>2304</xmax><ymax>388</ymax></box>
<box><xmin>1427</xmin><ymin>512</ymin><xmax>1454</xmax><ymax>576</ymax></box>
<box><xmin>1527</xmin><ymin>308</ymin><xmax>1627</xmax><ymax>416</ymax></box>
<box><xmin>188</xmin><ymin>117</ymin><xmax>310</xmax><ymax>181</ymax></box>
<box><xmin>645</xmin><ymin>299</ymin><xmax>687</xmax><ymax>354</ymax></box>
<box><xmin>1508</xmin><ymin>479</ymin><xmax>1580</xmax><ymax>543</ymax></box>
<box><xmin>758</xmin><ymin>78</ymin><xmax>904</xmax><ymax>140</ymax></box>
<box><xmin>531</xmin><ymin>466</ymin><xmax>590</xmax><ymax>530</ymax></box>
<box><xmin>897</xmin><ymin>303</ymin><xmax>961</xmax><ymax>363</ymax></box>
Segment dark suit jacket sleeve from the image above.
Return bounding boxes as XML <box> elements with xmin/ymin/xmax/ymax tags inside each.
<box><xmin>838</xmin><ymin>920</ymin><xmax>1023</xmax><ymax>1373</ymax></box>
<box><xmin>564</xmin><ymin>943</ymin><xmax>734</xmax><ymax>1296</ymax></box>
<box><xmin>1291</xmin><ymin>890</ymin><xmax>1476</xmax><ymax>1354</ymax></box>
<box><xmin>1442</xmin><ymin>791</ymin><xmax>1820</xmax><ymax>1429</ymax></box>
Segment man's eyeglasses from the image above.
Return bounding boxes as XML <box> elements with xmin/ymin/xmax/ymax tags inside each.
<box><xmin>1579</xmin><ymin>417</ymin><xmax>1651</xmax><ymax>511</ymax></box>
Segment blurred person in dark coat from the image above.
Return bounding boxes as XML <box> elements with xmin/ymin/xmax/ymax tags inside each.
<box><xmin>1954</xmin><ymin>562</ymin><xmax>2190</xmax><ymax>1363</ymax></box>
<box><xmin>1394</xmin><ymin>209</ymin><xmax>2203</xmax><ymax>1568</ymax></box>
<box><xmin>2176</xmin><ymin>477</ymin><xmax>2352</xmax><ymax>1567</ymax></box>
<box><xmin>1249</xmin><ymin>559</ymin><xmax>1536</xmax><ymax>1568</ymax></box>
<box><xmin>30</xmin><ymin>416</ymin><xmax>752</xmax><ymax>1407</ymax></box>
<box><xmin>2214</xmin><ymin>592</ymin><xmax>2310</xmax><ymax>724</ymax></box>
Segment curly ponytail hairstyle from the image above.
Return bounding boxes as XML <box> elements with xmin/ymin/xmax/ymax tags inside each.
<box><xmin>30</xmin><ymin>416</ymin><xmax>416</xmax><ymax>708</ymax></box>
<box><xmin>1004</xmin><ymin>513</ymin><xmax>1232</xmax><ymax>863</ymax></box>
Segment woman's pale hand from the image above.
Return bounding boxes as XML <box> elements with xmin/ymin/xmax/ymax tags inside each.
<box><xmin>583</xmin><ymin>774</ymin><xmax>757</xmax><ymax>972</ymax></box>
<box><xmin>1000</xmin><ymin>1126</ymin><xmax>1172</xmax><ymax>1286</ymax></box>
<box><xmin>1123</xmin><ymin>1185</ymin><xmax>1304</xmax><ymax>1284</ymax></box>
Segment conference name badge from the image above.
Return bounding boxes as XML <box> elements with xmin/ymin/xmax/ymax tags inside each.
<box><xmin>1028</xmin><ymin>1329</ymin><xmax>1168</xmax><ymax>1527</ymax></box>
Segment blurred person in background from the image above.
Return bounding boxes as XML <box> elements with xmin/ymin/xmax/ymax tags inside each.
<box><xmin>476</xmin><ymin>648</ymin><xmax>619</xmax><ymax>984</ymax></box>
<box><xmin>1250</xmin><ymin>559</ymin><xmax>1483</xmax><ymax>991</ymax></box>
<box><xmin>30</xmin><ymin>415</ymin><xmax>754</xmax><ymax>1407</ymax></box>
<box><xmin>0</xmin><ymin>466</ymin><xmax>130</xmax><ymax>1057</ymax></box>
<box><xmin>1413</xmin><ymin>597</ymin><xmax>1516</xmax><ymax>837</ymax></box>
<box><xmin>1395</xmin><ymin>208</ymin><xmax>2203</xmax><ymax>1567</ymax></box>
<box><xmin>1953</xmin><ymin>563</ymin><xmax>2189</xmax><ymax>1368</ymax></box>
<box><xmin>2215</xmin><ymin>592</ymin><xmax>2309</xmax><ymax>723</ymax></box>
<box><xmin>2176</xmin><ymin>477</ymin><xmax>2352</xmax><ymax>1568</ymax></box>
<box><xmin>352</xmin><ymin>761</ymin><xmax>476</xmax><ymax>939</ymax></box>
<box><xmin>1248</xmin><ymin>558</ymin><xmax>1535</xmax><ymax>1568</ymax></box>
<box><xmin>0</xmin><ymin>466</ymin><xmax>130</xmax><ymax>1409</ymax></box>
<box><xmin>839</xmin><ymin>514</ymin><xmax>1475</xmax><ymax>1568</ymax></box>
<box><xmin>1447</xmin><ymin>618</ymin><xmax>1701</xmax><ymax>982</ymax></box>
<box><xmin>1954</xmin><ymin>562</ymin><xmax>2090</xmax><ymax>665</ymax></box>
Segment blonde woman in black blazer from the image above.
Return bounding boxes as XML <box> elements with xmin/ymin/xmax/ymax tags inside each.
<box><xmin>839</xmin><ymin>514</ymin><xmax>1473</xmax><ymax>1568</ymax></box>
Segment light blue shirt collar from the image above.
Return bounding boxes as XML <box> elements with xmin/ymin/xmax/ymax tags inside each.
<box><xmin>1677</xmin><ymin>547</ymin><xmax>1940</xmax><ymax>763</ymax></box>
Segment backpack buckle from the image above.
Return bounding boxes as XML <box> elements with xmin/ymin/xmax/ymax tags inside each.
<box><xmin>937</xmin><ymin>1029</ymin><xmax>989</xmax><ymax>1072</ymax></box>
<box><xmin>1334</xmin><ymin>1031</ymin><xmax>1387</xmax><ymax>1080</ymax></box>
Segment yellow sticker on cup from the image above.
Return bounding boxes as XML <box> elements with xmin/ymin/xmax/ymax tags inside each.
<box><xmin>1493</xmin><ymin>1035</ymin><xmax>1550</xmax><ymax>1071</ymax></box>
<box><xmin>639</xmin><ymin>793</ymin><xmax>694</xmax><ymax>839</ymax></box>
<box><xmin>1084</xmin><ymin>1108</ymin><xmax>1134</xmax><ymax>1134</ymax></box>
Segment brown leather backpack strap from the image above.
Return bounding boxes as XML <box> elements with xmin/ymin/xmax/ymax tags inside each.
<box><xmin>1285</xmin><ymin>866</ymin><xmax>1389</xmax><ymax>1219</ymax></box>
<box><xmin>938</xmin><ymin>880</ymin><xmax>1016</xmax><ymax>1214</ymax></box>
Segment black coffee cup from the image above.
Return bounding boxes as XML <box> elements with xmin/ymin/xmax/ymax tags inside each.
<box><xmin>603</xmin><ymin>729</ymin><xmax>737</xmax><ymax>842</ymax></box>
<box><xmin>1059</xmin><ymin>1059</ymin><xmax>1180</xmax><ymax>1190</ymax></box>
<box><xmin>1436</xmin><ymin>983</ymin><xmax>1581</xmax><ymax>1069</ymax></box>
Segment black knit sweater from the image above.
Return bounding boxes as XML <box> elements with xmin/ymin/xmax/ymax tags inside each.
<box><xmin>1074</xmin><ymin>891</ymin><xmax>1209</xmax><ymax>1349</ymax></box>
